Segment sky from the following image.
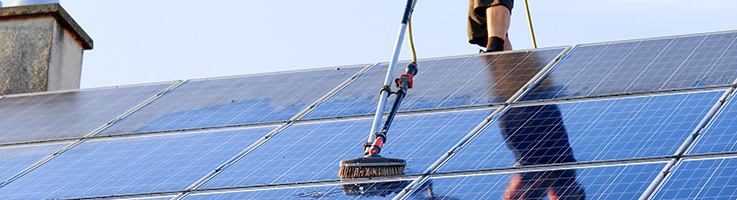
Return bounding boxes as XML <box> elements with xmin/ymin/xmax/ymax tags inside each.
<box><xmin>2</xmin><ymin>0</ymin><xmax>737</xmax><ymax>89</ymax></box>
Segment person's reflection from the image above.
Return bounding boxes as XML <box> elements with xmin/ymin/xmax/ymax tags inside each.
<box><xmin>486</xmin><ymin>53</ymin><xmax>586</xmax><ymax>200</ymax></box>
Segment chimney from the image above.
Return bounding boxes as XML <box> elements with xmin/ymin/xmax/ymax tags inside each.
<box><xmin>0</xmin><ymin>3</ymin><xmax>93</xmax><ymax>95</ymax></box>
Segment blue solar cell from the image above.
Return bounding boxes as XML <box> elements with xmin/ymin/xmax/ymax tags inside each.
<box><xmin>0</xmin><ymin>143</ymin><xmax>70</xmax><ymax>184</ymax></box>
<box><xmin>304</xmin><ymin>48</ymin><xmax>566</xmax><ymax>119</ymax></box>
<box><xmin>439</xmin><ymin>91</ymin><xmax>722</xmax><ymax>172</ymax></box>
<box><xmin>522</xmin><ymin>31</ymin><xmax>737</xmax><ymax>101</ymax></box>
<box><xmin>185</xmin><ymin>181</ymin><xmax>409</xmax><ymax>199</ymax></box>
<box><xmin>653</xmin><ymin>157</ymin><xmax>737</xmax><ymax>199</ymax></box>
<box><xmin>200</xmin><ymin>109</ymin><xmax>495</xmax><ymax>189</ymax></box>
<box><xmin>0</xmin><ymin>84</ymin><xmax>172</xmax><ymax>145</ymax></box>
<box><xmin>408</xmin><ymin>163</ymin><xmax>665</xmax><ymax>199</ymax></box>
<box><xmin>99</xmin><ymin>66</ymin><xmax>365</xmax><ymax>136</ymax></box>
<box><xmin>0</xmin><ymin>126</ymin><xmax>277</xmax><ymax>199</ymax></box>
<box><xmin>690</xmin><ymin>93</ymin><xmax>737</xmax><ymax>154</ymax></box>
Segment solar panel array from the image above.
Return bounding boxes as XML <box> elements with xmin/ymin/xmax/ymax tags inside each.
<box><xmin>0</xmin><ymin>30</ymin><xmax>736</xmax><ymax>199</ymax></box>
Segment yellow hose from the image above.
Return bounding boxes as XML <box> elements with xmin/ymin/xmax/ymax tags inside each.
<box><xmin>407</xmin><ymin>0</ymin><xmax>418</xmax><ymax>63</ymax></box>
<box><xmin>523</xmin><ymin>0</ymin><xmax>538</xmax><ymax>48</ymax></box>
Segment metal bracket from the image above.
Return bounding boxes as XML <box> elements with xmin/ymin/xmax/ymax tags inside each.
<box><xmin>381</xmin><ymin>85</ymin><xmax>396</xmax><ymax>95</ymax></box>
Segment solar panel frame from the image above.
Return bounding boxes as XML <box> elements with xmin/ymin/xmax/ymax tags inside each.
<box><xmin>400</xmin><ymin>162</ymin><xmax>668</xmax><ymax>200</ymax></box>
<box><xmin>54</xmin><ymin>192</ymin><xmax>181</xmax><ymax>200</ymax></box>
<box><xmin>683</xmin><ymin>151</ymin><xmax>737</xmax><ymax>161</ymax></box>
<box><xmin>0</xmin><ymin>80</ymin><xmax>181</xmax><ymax>99</ymax></box>
<box><xmin>302</xmin><ymin>47</ymin><xmax>571</xmax><ymax>120</ymax></box>
<box><xmin>687</xmin><ymin>88</ymin><xmax>737</xmax><ymax>155</ymax></box>
<box><xmin>197</xmin><ymin>108</ymin><xmax>499</xmax><ymax>189</ymax></box>
<box><xmin>520</xmin><ymin>30</ymin><xmax>737</xmax><ymax>102</ymax></box>
<box><xmin>0</xmin><ymin>141</ymin><xmax>73</xmax><ymax>187</ymax></box>
<box><xmin>97</xmin><ymin>65</ymin><xmax>370</xmax><ymax>136</ymax></box>
<box><xmin>174</xmin><ymin>122</ymin><xmax>292</xmax><ymax>197</ymax></box>
<box><xmin>572</xmin><ymin>30</ymin><xmax>737</xmax><ymax>48</ymax></box>
<box><xmin>409</xmin><ymin>44</ymin><xmax>728</xmax><ymax>176</ymax></box>
<box><xmin>435</xmin><ymin>90</ymin><xmax>725</xmax><ymax>174</ymax></box>
<box><xmin>171</xmin><ymin>52</ymin><xmax>570</xmax><ymax>198</ymax></box>
<box><xmin>4</xmin><ymin>30</ymin><xmax>737</xmax><ymax>199</ymax></box>
<box><xmin>171</xmin><ymin>152</ymin><xmax>737</xmax><ymax>200</ymax></box>
<box><xmin>651</xmin><ymin>155</ymin><xmax>737</xmax><ymax>200</ymax></box>
<box><xmin>625</xmin><ymin>88</ymin><xmax>737</xmax><ymax>200</ymax></box>
<box><xmin>0</xmin><ymin>82</ymin><xmax>178</xmax><ymax>146</ymax></box>
<box><xmin>180</xmin><ymin>64</ymin><xmax>376</xmax><ymax>124</ymax></box>
<box><xmin>182</xmin><ymin>178</ymin><xmax>418</xmax><ymax>200</ymax></box>
<box><xmin>0</xmin><ymin>125</ymin><xmax>281</xmax><ymax>200</ymax></box>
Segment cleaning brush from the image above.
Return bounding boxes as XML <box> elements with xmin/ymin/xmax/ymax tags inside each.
<box><xmin>338</xmin><ymin>0</ymin><xmax>418</xmax><ymax>181</ymax></box>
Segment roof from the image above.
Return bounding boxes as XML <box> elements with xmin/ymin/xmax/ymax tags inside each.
<box><xmin>1</xmin><ymin>30</ymin><xmax>737</xmax><ymax>199</ymax></box>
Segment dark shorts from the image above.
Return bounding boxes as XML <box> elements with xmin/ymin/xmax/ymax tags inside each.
<box><xmin>468</xmin><ymin>0</ymin><xmax>514</xmax><ymax>47</ymax></box>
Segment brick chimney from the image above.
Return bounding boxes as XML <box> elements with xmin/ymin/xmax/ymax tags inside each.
<box><xmin>0</xmin><ymin>3</ymin><xmax>93</xmax><ymax>95</ymax></box>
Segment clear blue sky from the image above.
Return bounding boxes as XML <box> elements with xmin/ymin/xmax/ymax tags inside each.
<box><xmin>3</xmin><ymin>0</ymin><xmax>736</xmax><ymax>88</ymax></box>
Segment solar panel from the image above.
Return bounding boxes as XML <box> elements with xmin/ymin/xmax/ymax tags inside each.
<box><xmin>439</xmin><ymin>91</ymin><xmax>723</xmax><ymax>172</ymax></box>
<box><xmin>2</xmin><ymin>30</ymin><xmax>737</xmax><ymax>200</ymax></box>
<box><xmin>0</xmin><ymin>126</ymin><xmax>278</xmax><ymax>199</ymax></box>
<box><xmin>199</xmin><ymin>109</ymin><xmax>496</xmax><ymax>189</ymax></box>
<box><xmin>689</xmin><ymin>92</ymin><xmax>737</xmax><ymax>154</ymax></box>
<box><xmin>303</xmin><ymin>48</ymin><xmax>567</xmax><ymax>119</ymax></box>
<box><xmin>0</xmin><ymin>83</ymin><xmax>173</xmax><ymax>145</ymax></box>
<box><xmin>184</xmin><ymin>180</ymin><xmax>410</xmax><ymax>199</ymax></box>
<box><xmin>98</xmin><ymin>66</ymin><xmax>366</xmax><ymax>136</ymax></box>
<box><xmin>409</xmin><ymin>163</ymin><xmax>665</xmax><ymax>199</ymax></box>
<box><xmin>652</xmin><ymin>157</ymin><xmax>737</xmax><ymax>199</ymax></box>
<box><xmin>522</xmin><ymin>31</ymin><xmax>737</xmax><ymax>101</ymax></box>
<box><xmin>0</xmin><ymin>142</ymin><xmax>70</xmax><ymax>185</ymax></box>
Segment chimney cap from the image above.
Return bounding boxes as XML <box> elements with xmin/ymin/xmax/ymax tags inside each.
<box><xmin>0</xmin><ymin>3</ymin><xmax>93</xmax><ymax>49</ymax></box>
<box><xmin>13</xmin><ymin>0</ymin><xmax>60</xmax><ymax>6</ymax></box>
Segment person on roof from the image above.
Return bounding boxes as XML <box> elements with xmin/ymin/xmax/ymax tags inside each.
<box><xmin>469</xmin><ymin>0</ymin><xmax>513</xmax><ymax>52</ymax></box>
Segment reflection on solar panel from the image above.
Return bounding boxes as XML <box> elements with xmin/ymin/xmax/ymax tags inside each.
<box><xmin>522</xmin><ymin>31</ymin><xmax>737</xmax><ymax>101</ymax></box>
<box><xmin>99</xmin><ymin>66</ymin><xmax>366</xmax><ymax>135</ymax></box>
<box><xmin>0</xmin><ymin>142</ymin><xmax>70</xmax><ymax>185</ymax></box>
<box><xmin>1</xmin><ymin>30</ymin><xmax>736</xmax><ymax>199</ymax></box>
<box><xmin>303</xmin><ymin>48</ymin><xmax>567</xmax><ymax>119</ymax></box>
<box><xmin>0</xmin><ymin>126</ymin><xmax>277</xmax><ymax>199</ymax></box>
<box><xmin>200</xmin><ymin>109</ymin><xmax>495</xmax><ymax>189</ymax></box>
<box><xmin>690</xmin><ymin>92</ymin><xmax>737</xmax><ymax>154</ymax></box>
<box><xmin>653</xmin><ymin>157</ymin><xmax>737</xmax><ymax>199</ymax></box>
<box><xmin>0</xmin><ymin>83</ymin><xmax>173</xmax><ymax>144</ymax></box>
<box><xmin>410</xmin><ymin>163</ymin><xmax>665</xmax><ymax>199</ymax></box>
<box><xmin>185</xmin><ymin>180</ymin><xmax>409</xmax><ymax>199</ymax></box>
<box><xmin>439</xmin><ymin>91</ymin><xmax>723</xmax><ymax>172</ymax></box>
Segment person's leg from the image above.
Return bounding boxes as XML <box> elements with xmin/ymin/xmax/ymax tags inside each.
<box><xmin>468</xmin><ymin>0</ymin><xmax>513</xmax><ymax>52</ymax></box>
<box><xmin>547</xmin><ymin>170</ymin><xmax>586</xmax><ymax>200</ymax></box>
<box><xmin>485</xmin><ymin>5</ymin><xmax>512</xmax><ymax>52</ymax></box>
<box><xmin>503</xmin><ymin>173</ymin><xmax>524</xmax><ymax>200</ymax></box>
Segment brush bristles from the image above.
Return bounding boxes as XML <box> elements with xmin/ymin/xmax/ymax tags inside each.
<box><xmin>338</xmin><ymin>165</ymin><xmax>405</xmax><ymax>178</ymax></box>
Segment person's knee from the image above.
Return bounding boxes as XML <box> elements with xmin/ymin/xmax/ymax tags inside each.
<box><xmin>483</xmin><ymin>4</ymin><xmax>511</xmax><ymax>18</ymax></box>
<box><xmin>474</xmin><ymin>0</ymin><xmax>514</xmax><ymax>16</ymax></box>
<box><xmin>490</xmin><ymin>4</ymin><xmax>512</xmax><ymax>13</ymax></box>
